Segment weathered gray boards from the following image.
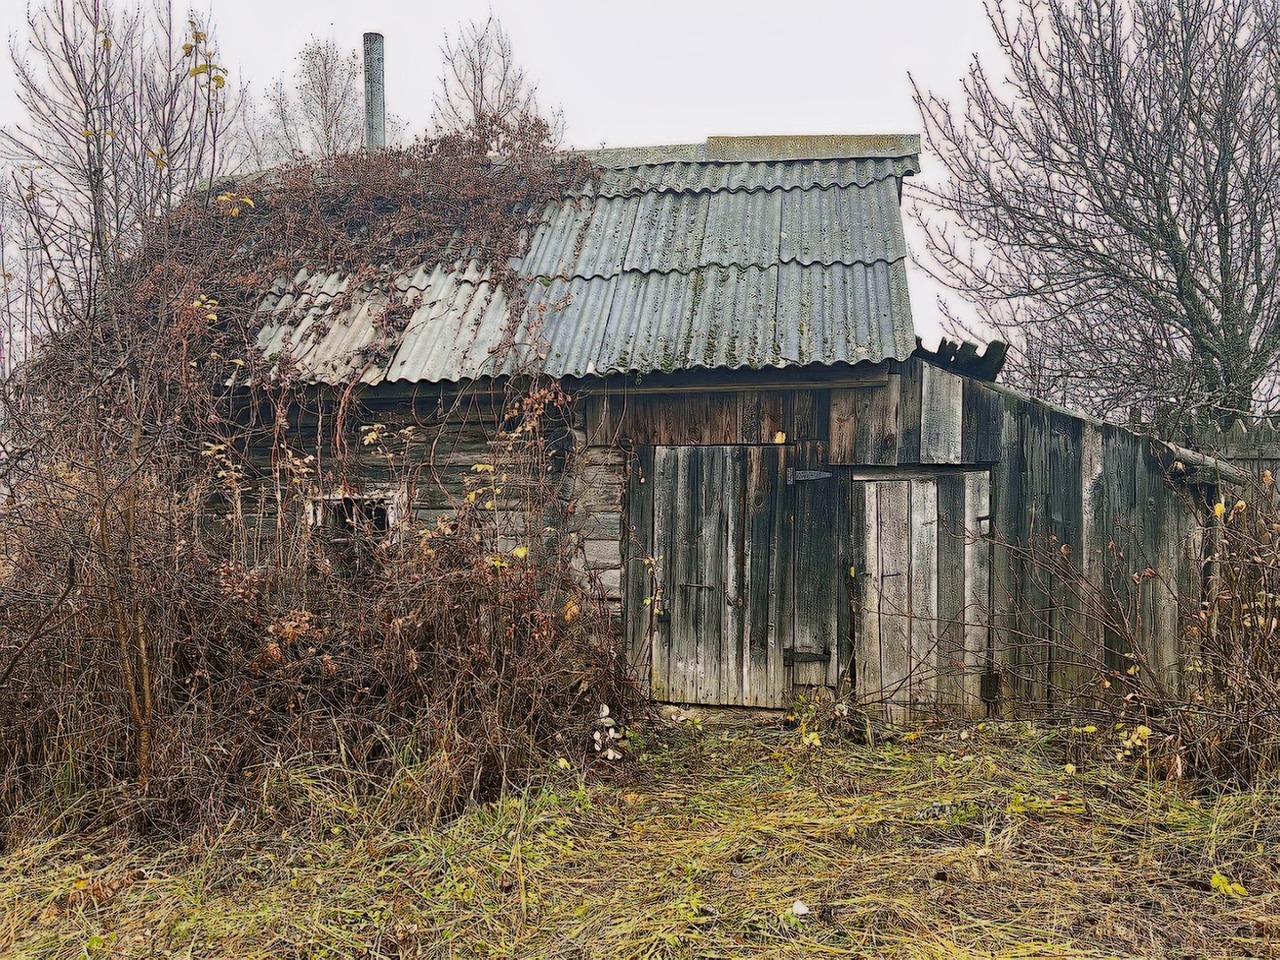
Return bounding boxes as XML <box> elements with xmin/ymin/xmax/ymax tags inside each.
<box><xmin>583</xmin><ymin>356</ymin><xmax>1208</xmax><ymax>720</ymax></box>
<box><xmin>247</xmin><ymin>135</ymin><xmax>1220</xmax><ymax>721</ymax></box>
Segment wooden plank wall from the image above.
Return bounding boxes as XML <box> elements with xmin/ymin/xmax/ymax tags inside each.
<box><xmin>987</xmin><ymin>397</ymin><xmax>1197</xmax><ymax>713</ymax></box>
<box><xmin>593</xmin><ymin>357</ymin><xmax>1205</xmax><ymax>716</ymax></box>
<box><xmin>241</xmin><ymin>358</ymin><xmax>1206</xmax><ymax>720</ymax></box>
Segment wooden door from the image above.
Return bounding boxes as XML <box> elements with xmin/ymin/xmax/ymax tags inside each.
<box><xmin>789</xmin><ymin>444</ymin><xmax>841</xmax><ymax>689</ymax></box>
<box><xmin>848</xmin><ymin>472</ymin><xmax>991</xmax><ymax>720</ymax></box>
<box><xmin>650</xmin><ymin>445</ymin><xmax>790</xmax><ymax>707</ymax></box>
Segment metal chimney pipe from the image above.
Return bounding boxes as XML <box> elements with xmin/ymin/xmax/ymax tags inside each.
<box><xmin>363</xmin><ymin>32</ymin><xmax>386</xmax><ymax>151</ymax></box>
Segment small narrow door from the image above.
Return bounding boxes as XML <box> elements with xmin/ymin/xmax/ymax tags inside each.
<box><xmin>789</xmin><ymin>443</ymin><xmax>840</xmax><ymax>689</ymax></box>
<box><xmin>849</xmin><ymin>472</ymin><xmax>991</xmax><ymax>720</ymax></box>
<box><xmin>650</xmin><ymin>445</ymin><xmax>789</xmax><ymax>707</ymax></box>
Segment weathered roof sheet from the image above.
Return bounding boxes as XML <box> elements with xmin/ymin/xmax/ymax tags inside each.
<box><xmin>256</xmin><ymin>134</ymin><xmax>920</xmax><ymax>385</ymax></box>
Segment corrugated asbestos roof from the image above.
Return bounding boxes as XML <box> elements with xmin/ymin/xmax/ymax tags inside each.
<box><xmin>256</xmin><ymin>135</ymin><xmax>920</xmax><ymax>385</ymax></box>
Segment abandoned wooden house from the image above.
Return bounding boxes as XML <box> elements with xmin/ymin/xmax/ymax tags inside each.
<box><xmin>254</xmin><ymin>135</ymin><xmax>1225</xmax><ymax>719</ymax></box>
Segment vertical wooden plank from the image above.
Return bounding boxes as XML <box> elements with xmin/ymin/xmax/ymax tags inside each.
<box><xmin>742</xmin><ymin>447</ymin><xmax>777</xmax><ymax>705</ymax></box>
<box><xmin>962</xmin><ymin>379</ymin><xmax>1004</xmax><ymax>464</ymax></box>
<box><xmin>624</xmin><ymin>446</ymin><xmax>655</xmax><ymax>683</ymax></box>
<box><xmin>721</xmin><ymin>447</ymin><xmax>746</xmax><ymax>706</ymax></box>
<box><xmin>759</xmin><ymin>393</ymin><xmax>784</xmax><ymax>444</ymax></box>
<box><xmin>988</xmin><ymin>396</ymin><xmax>1019</xmax><ymax>715</ymax></box>
<box><xmin>810</xmin><ymin>389</ymin><xmax>830</xmax><ymax>445</ymax></box>
<box><xmin>695</xmin><ymin>447</ymin><xmax>725</xmax><ymax>705</ymax></box>
<box><xmin>667</xmin><ymin>447</ymin><xmax>696</xmax><ymax>702</ymax></box>
<box><xmin>1155</xmin><ymin>478</ymin><xmax>1185</xmax><ymax>696</ymax></box>
<box><xmin>739</xmin><ymin>391</ymin><xmax>761</xmax><ymax>445</ymax></box>
<box><xmin>935</xmin><ymin>473</ymin><xmax>968</xmax><ymax>712</ymax></box>
<box><xmin>910</xmin><ymin>479</ymin><xmax>939</xmax><ymax>716</ymax></box>
<box><xmin>768</xmin><ymin>446</ymin><xmax>795</xmax><ymax>705</ymax></box>
<box><xmin>1048</xmin><ymin>413</ymin><xmax>1085</xmax><ymax>705</ymax></box>
<box><xmin>897</xmin><ymin>358</ymin><xmax>924</xmax><ymax>465</ymax></box>
<box><xmin>920</xmin><ymin>364</ymin><xmax>964</xmax><ymax>465</ymax></box>
<box><xmin>1137</xmin><ymin>445</ymin><xmax>1176</xmax><ymax>690</ymax></box>
<box><xmin>786</xmin><ymin>390</ymin><xmax>817</xmax><ymax>441</ymax></box>
<box><xmin>829</xmin><ymin>388</ymin><xmax>858</xmax><ymax>464</ymax></box>
<box><xmin>963</xmin><ymin>470</ymin><xmax>992</xmax><ymax>715</ymax></box>
<box><xmin>1066</xmin><ymin>424</ymin><xmax>1105</xmax><ymax>706</ymax></box>
<box><xmin>877</xmin><ymin>480</ymin><xmax>912</xmax><ymax>722</ymax></box>
<box><xmin>855</xmin><ymin>481</ymin><xmax>882</xmax><ymax>713</ymax></box>
<box><xmin>650</xmin><ymin>447</ymin><xmax>677</xmax><ymax>701</ymax></box>
<box><xmin>1099</xmin><ymin>425</ymin><xmax>1137</xmax><ymax>675</ymax></box>
<box><xmin>854</xmin><ymin>375</ymin><xmax>902</xmax><ymax>465</ymax></box>
<box><xmin>716</xmin><ymin>394</ymin><xmax>741</xmax><ymax>444</ymax></box>
<box><xmin>1019</xmin><ymin>401</ymin><xmax>1051</xmax><ymax>710</ymax></box>
<box><xmin>838</xmin><ymin>476</ymin><xmax>864</xmax><ymax>694</ymax></box>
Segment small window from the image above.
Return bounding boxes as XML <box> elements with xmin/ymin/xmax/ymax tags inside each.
<box><xmin>308</xmin><ymin>488</ymin><xmax>404</xmax><ymax>543</ymax></box>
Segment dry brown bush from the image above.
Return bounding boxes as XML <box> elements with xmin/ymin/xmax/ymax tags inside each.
<box><xmin>996</xmin><ymin>477</ymin><xmax>1280</xmax><ymax>784</ymax></box>
<box><xmin>0</xmin><ymin>130</ymin><xmax>639</xmax><ymax>845</ymax></box>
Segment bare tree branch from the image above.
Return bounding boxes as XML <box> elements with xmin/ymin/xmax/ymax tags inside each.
<box><xmin>912</xmin><ymin>0</ymin><xmax>1280</xmax><ymax>430</ymax></box>
<box><xmin>432</xmin><ymin>16</ymin><xmax>562</xmax><ymax>153</ymax></box>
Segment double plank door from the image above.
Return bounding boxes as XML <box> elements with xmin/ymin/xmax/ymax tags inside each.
<box><xmin>638</xmin><ymin>445</ymin><xmax>991</xmax><ymax>717</ymax></box>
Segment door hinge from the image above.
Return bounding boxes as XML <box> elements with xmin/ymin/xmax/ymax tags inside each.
<box><xmin>787</xmin><ymin>468</ymin><xmax>833</xmax><ymax>484</ymax></box>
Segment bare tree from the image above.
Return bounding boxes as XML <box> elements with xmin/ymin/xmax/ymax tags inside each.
<box><xmin>254</xmin><ymin>36</ymin><xmax>364</xmax><ymax>162</ymax></box>
<box><xmin>912</xmin><ymin>0</ymin><xmax>1280</xmax><ymax>430</ymax></box>
<box><xmin>433</xmin><ymin>16</ymin><xmax>561</xmax><ymax>151</ymax></box>
<box><xmin>4</xmin><ymin>0</ymin><xmax>235</xmax><ymax>313</ymax></box>
<box><xmin>0</xmin><ymin>0</ymin><xmax>236</xmax><ymax>785</ymax></box>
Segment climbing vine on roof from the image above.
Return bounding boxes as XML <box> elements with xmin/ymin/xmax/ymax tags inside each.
<box><xmin>103</xmin><ymin>119</ymin><xmax>596</xmax><ymax>398</ymax></box>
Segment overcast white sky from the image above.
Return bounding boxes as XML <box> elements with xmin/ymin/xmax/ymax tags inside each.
<box><xmin>0</xmin><ymin>0</ymin><xmax>1003</xmax><ymax>344</ymax></box>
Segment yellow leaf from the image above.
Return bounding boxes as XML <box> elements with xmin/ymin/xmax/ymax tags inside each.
<box><xmin>182</xmin><ymin>42</ymin><xmax>194</xmax><ymax>55</ymax></box>
<box><xmin>471</xmin><ymin>463</ymin><xmax>495</xmax><ymax>473</ymax></box>
<box><xmin>563</xmin><ymin>598</ymin><xmax>581</xmax><ymax>623</ymax></box>
<box><xmin>511</xmin><ymin>545</ymin><xmax>529</xmax><ymax>560</ymax></box>
<box><xmin>102</xmin><ymin>37</ymin><xmax>112</xmax><ymax>50</ymax></box>
<box><xmin>1211</xmin><ymin>872</ymin><xmax>1247</xmax><ymax>897</ymax></box>
<box><xmin>213</xmin><ymin>74</ymin><xmax>225</xmax><ymax>89</ymax></box>
<box><xmin>465</xmin><ymin>491</ymin><xmax>477</xmax><ymax>504</ymax></box>
<box><xmin>1214</xmin><ymin>501</ymin><xmax>1226</xmax><ymax>519</ymax></box>
<box><xmin>773</xmin><ymin>431</ymin><xmax>787</xmax><ymax>443</ymax></box>
<box><xmin>241</xmin><ymin>197</ymin><xmax>254</xmax><ymax>208</ymax></box>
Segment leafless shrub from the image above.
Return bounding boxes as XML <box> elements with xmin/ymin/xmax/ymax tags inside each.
<box><xmin>993</xmin><ymin>482</ymin><xmax>1280</xmax><ymax>784</ymax></box>
<box><xmin>0</xmin><ymin>39</ymin><xmax>634</xmax><ymax>842</ymax></box>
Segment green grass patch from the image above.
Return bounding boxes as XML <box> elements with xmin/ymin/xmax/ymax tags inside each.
<box><xmin>3</xmin><ymin>720</ymin><xmax>1278</xmax><ymax>958</ymax></box>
